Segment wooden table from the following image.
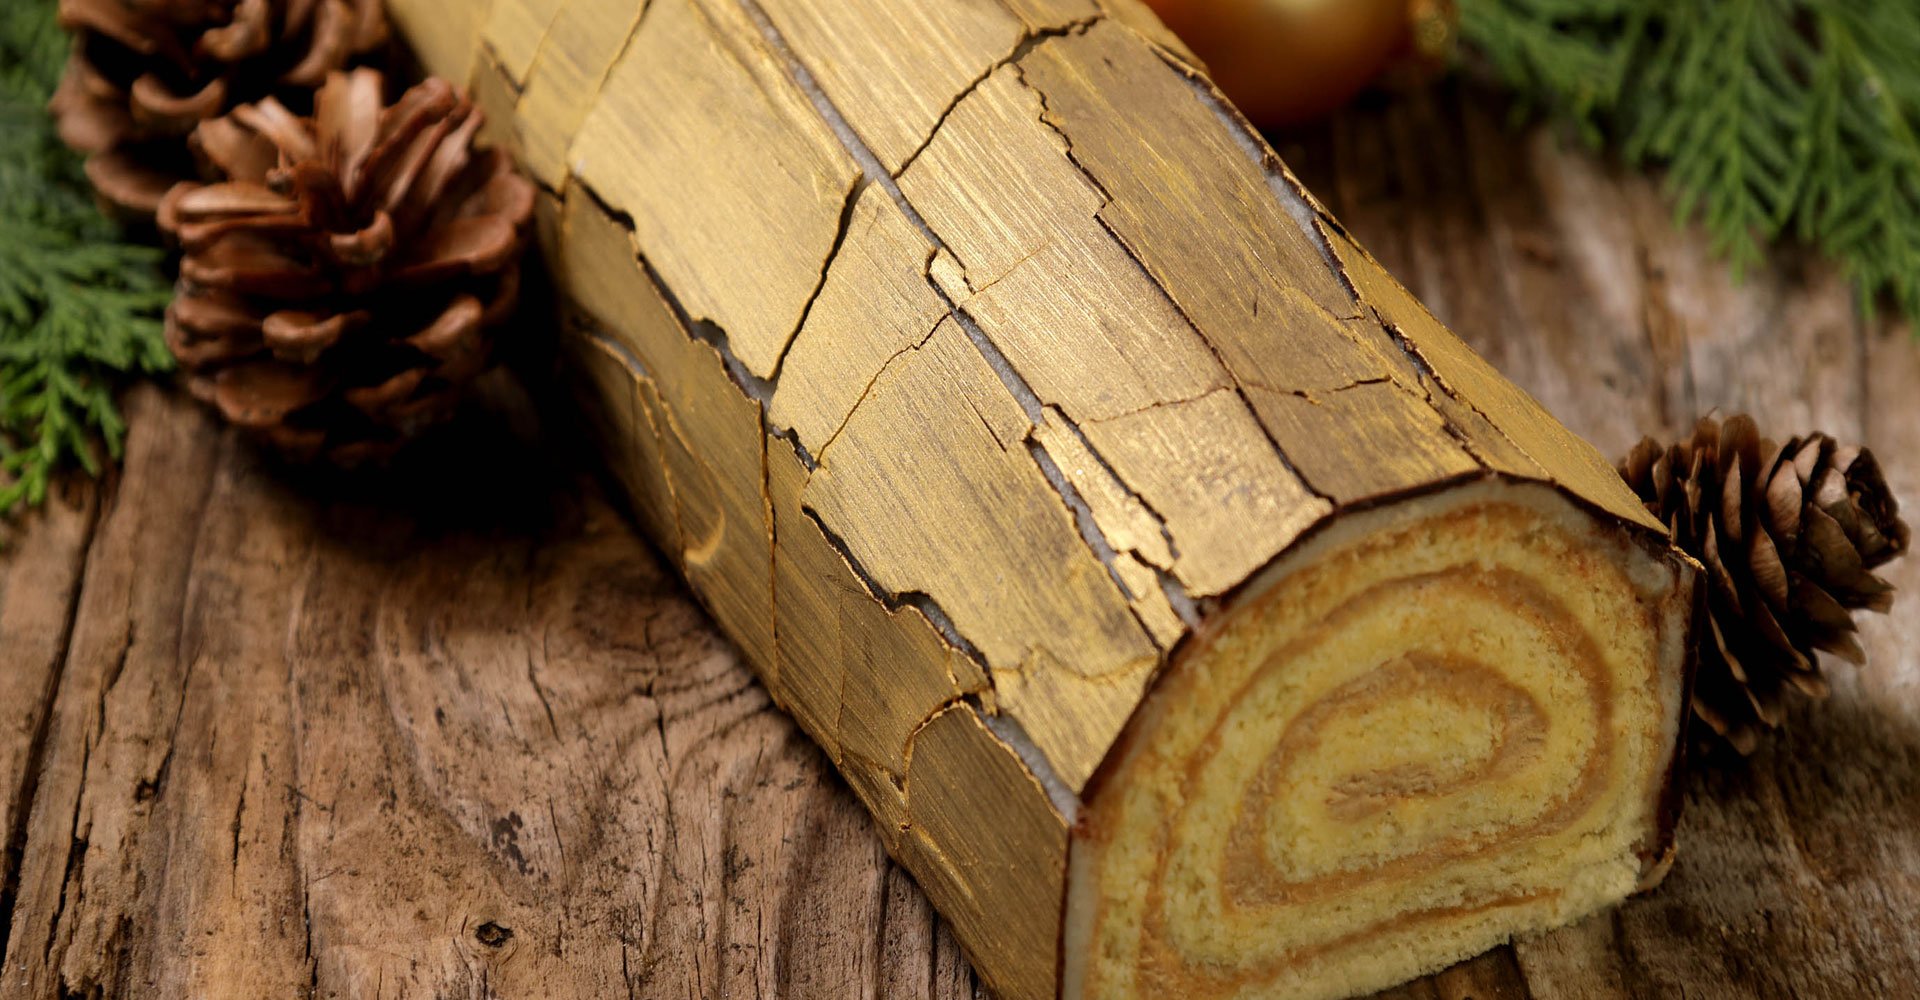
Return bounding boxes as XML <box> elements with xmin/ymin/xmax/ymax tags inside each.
<box><xmin>3</xmin><ymin>81</ymin><xmax>1917</xmax><ymax>999</ymax></box>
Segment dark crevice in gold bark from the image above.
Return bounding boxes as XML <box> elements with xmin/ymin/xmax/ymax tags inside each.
<box><xmin>1308</xmin><ymin>216</ymin><xmax>1539</xmax><ymax>482</ymax></box>
<box><xmin>562</xmin><ymin>178</ymin><xmax>995</xmax><ymax>724</ymax></box>
<box><xmin>807</xmin><ymin>312</ymin><xmax>944</xmax><ymax>465</ymax></box>
<box><xmin>567</xmin><ymin>180</ymin><xmax>776</xmax><ymax>404</ymax></box>
<box><xmin>891</xmin><ymin>16</ymin><xmax>1104</xmax><ymax>181</ymax></box>
<box><xmin>794</xmin><ymin>504</ymin><xmax>988</xmax><ymax>667</ymax></box>
<box><xmin>1009</xmin><ymin>55</ymin><xmax>1341</xmax><ymax>513</ymax></box>
<box><xmin>580</xmin><ymin>0</ymin><xmax>666</xmax><ymax>118</ymax></box>
<box><xmin>1163</xmin><ymin>60</ymin><xmax>1351</xmax><ymax>297</ymax></box>
<box><xmin>1367</xmin><ymin>306</ymin><xmax>1546</xmax><ymax>477</ymax></box>
<box><xmin>1103</xmin><ymin>50</ymin><xmax>1502</xmax><ymax>493</ymax></box>
<box><xmin>768</xmin><ymin>175</ymin><xmax>870</xmax><ymax>385</ymax></box>
<box><xmin>733</xmin><ymin>0</ymin><xmax>1188</xmax><ymax>655</ymax></box>
<box><xmin>1025</xmin><ymin>438</ymin><xmax>1152</xmax><ymax>612</ymax></box>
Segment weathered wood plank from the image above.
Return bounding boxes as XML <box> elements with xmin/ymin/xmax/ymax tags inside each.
<box><xmin>0</xmin><ymin>481</ymin><xmax>96</xmax><ymax>969</ymax></box>
<box><xmin>0</xmin><ymin>381</ymin><xmax>985</xmax><ymax>1000</ymax></box>
<box><xmin>0</xmin><ymin>385</ymin><xmax>291</xmax><ymax>999</ymax></box>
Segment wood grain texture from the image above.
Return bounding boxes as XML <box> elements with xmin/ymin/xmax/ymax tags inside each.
<box><xmin>1</xmin><ymin>61</ymin><xmax>1913</xmax><ymax>1000</ymax></box>
<box><xmin>0</xmin><ymin>382</ymin><xmax>990</xmax><ymax>1000</ymax></box>
<box><xmin>0</xmin><ymin>480</ymin><xmax>96</xmax><ymax>973</ymax></box>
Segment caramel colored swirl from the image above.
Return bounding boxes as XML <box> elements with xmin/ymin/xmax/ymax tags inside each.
<box><xmin>1067</xmin><ymin>490</ymin><xmax>1682</xmax><ymax>1000</ymax></box>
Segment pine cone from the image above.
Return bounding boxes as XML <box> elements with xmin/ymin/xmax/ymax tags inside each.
<box><xmin>157</xmin><ymin>68</ymin><xmax>536</xmax><ymax>465</ymax></box>
<box><xmin>48</xmin><ymin>0</ymin><xmax>388</xmax><ymax>219</ymax></box>
<box><xmin>1620</xmin><ymin>414</ymin><xmax>1910</xmax><ymax>753</ymax></box>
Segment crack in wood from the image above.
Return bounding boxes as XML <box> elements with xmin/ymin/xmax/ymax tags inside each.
<box><xmin>759</xmin><ymin>391</ymin><xmax>778</xmax><ymax>711</ymax></box>
<box><xmin>42</xmin><ymin>732</ymin><xmax>90</xmax><ymax>992</ymax></box>
<box><xmin>570</xmin><ymin>319</ymin><xmax>698</xmax><ymax>569</ymax></box>
<box><xmin>478</xmin><ymin>38</ymin><xmax>530</xmax><ymax>95</ymax></box>
<box><xmin>1038</xmin><ymin>407</ymin><xmax>1179</xmax><ymax>567</ymax></box>
<box><xmin>0</xmin><ymin>498</ymin><xmax>101</xmax><ymax>970</ymax></box>
<box><xmin>1305</xmin><ymin>212</ymin><xmax>1536</xmax><ymax>487</ymax></box>
<box><xmin>1023</xmin><ymin>440</ymin><xmax>1135</xmax><ymax>599</ymax></box>
<box><xmin>1371</xmin><ymin>308</ymin><xmax>1544</xmax><ymax>476</ymax></box>
<box><xmin>576</xmin><ymin>0</ymin><xmax>660</xmax><ymax>136</ymax></box>
<box><xmin>566</xmin><ymin>182</ymin><xmax>776</xmax><ymax>407</ymax></box>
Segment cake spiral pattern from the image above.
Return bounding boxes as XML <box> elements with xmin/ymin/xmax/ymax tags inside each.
<box><xmin>1066</xmin><ymin>483</ymin><xmax>1689</xmax><ymax>1000</ymax></box>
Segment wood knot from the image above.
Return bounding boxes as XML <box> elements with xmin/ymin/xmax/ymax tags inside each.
<box><xmin>474</xmin><ymin>921</ymin><xmax>513</xmax><ymax>948</ymax></box>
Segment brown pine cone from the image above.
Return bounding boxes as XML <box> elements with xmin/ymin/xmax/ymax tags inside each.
<box><xmin>48</xmin><ymin>0</ymin><xmax>388</xmax><ymax>219</ymax></box>
<box><xmin>157</xmin><ymin>68</ymin><xmax>536</xmax><ymax>465</ymax></box>
<box><xmin>1620</xmin><ymin>414</ymin><xmax>1910</xmax><ymax>753</ymax></box>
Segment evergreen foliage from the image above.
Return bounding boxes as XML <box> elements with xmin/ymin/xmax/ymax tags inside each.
<box><xmin>0</xmin><ymin>0</ymin><xmax>172</xmax><ymax>517</ymax></box>
<box><xmin>1461</xmin><ymin>0</ymin><xmax>1920</xmax><ymax>320</ymax></box>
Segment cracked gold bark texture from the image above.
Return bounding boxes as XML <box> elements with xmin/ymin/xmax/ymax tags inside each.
<box><xmin>387</xmin><ymin>1</ymin><xmax>1695</xmax><ymax>998</ymax></box>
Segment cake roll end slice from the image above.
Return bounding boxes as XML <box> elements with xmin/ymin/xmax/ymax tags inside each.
<box><xmin>1064</xmin><ymin>478</ymin><xmax>1693</xmax><ymax>1000</ymax></box>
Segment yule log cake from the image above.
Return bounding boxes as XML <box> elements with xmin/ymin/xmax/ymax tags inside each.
<box><xmin>387</xmin><ymin>0</ymin><xmax>1700</xmax><ymax>996</ymax></box>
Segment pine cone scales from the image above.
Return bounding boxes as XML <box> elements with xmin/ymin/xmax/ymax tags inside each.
<box><xmin>159</xmin><ymin>68</ymin><xmax>535</xmax><ymax>464</ymax></box>
<box><xmin>49</xmin><ymin>0</ymin><xmax>387</xmax><ymax>218</ymax></box>
<box><xmin>1621</xmin><ymin>414</ymin><xmax>1910</xmax><ymax>753</ymax></box>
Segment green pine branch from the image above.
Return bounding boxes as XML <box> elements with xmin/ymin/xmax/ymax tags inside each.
<box><xmin>0</xmin><ymin>0</ymin><xmax>172</xmax><ymax>518</ymax></box>
<box><xmin>1460</xmin><ymin>0</ymin><xmax>1920</xmax><ymax>321</ymax></box>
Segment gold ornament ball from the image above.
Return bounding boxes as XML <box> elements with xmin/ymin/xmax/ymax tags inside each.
<box><xmin>1142</xmin><ymin>0</ymin><xmax>1417</xmax><ymax>127</ymax></box>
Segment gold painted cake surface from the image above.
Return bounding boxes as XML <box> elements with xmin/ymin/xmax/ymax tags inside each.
<box><xmin>384</xmin><ymin>1</ymin><xmax>1694</xmax><ymax>997</ymax></box>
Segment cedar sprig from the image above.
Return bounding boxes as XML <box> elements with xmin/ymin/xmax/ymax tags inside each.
<box><xmin>1460</xmin><ymin>0</ymin><xmax>1920</xmax><ymax>321</ymax></box>
<box><xmin>0</xmin><ymin>0</ymin><xmax>172</xmax><ymax>517</ymax></box>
